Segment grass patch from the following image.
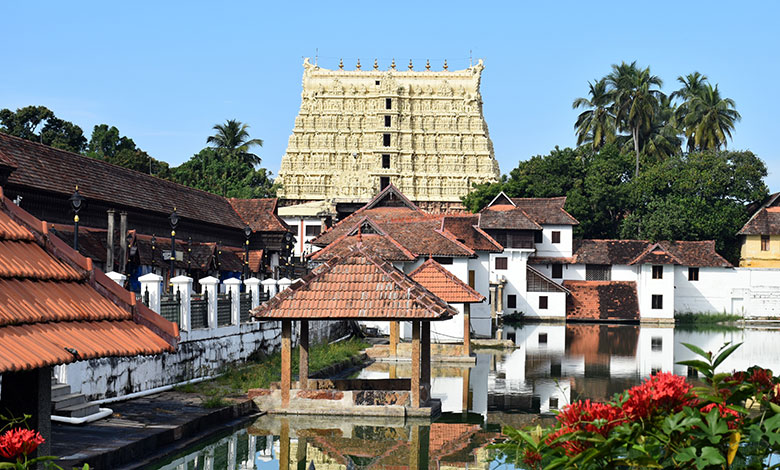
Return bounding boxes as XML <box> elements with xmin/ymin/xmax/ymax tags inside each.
<box><xmin>675</xmin><ymin>312</ymin><xmax>742</xmax><ymax>325</ymax></box>
<box><xmin>180</xmin><ymin>337</ymin><xmax>368</xmax><ymax>405</ymax></box>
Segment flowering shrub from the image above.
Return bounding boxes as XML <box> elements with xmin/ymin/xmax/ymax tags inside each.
<box><xmin>493</xmin><ymin>342</ymin><xmax>780</xmax><ymax>469</ymax></box>
<box><xmin>0</xmin><ymin>428</ymin><xmax>45</xmax><ymax>461</ymax></box>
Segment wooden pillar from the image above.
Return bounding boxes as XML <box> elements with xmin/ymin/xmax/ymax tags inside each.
<box><xmin>462</xmin><ymin>367</ymin><xmax>471</xmax><ymax>413</ymax></box>
<box><xmin>279</xmin><ymin>418</ymin><xmax>290</xmax><ymax>470</ymax></box>
<box><xmin>421</xmin><ymin>321</ymin><xmax>431</xmax><ymax>402</ymax></box>
<box><xmin>411</xmin><ymin>320</ymin><xmax>421</xmax><ymax>408</ymax></box>
<box><xmin>281</xmin><ymin>320</ymin><xmax>292</xmax><ymax>407</ymax></box>
<box><xmin>389</xmin><ymin>321</ymin><xmax>399</xmax><ymax>356</ymax></box>
<box><xmin>463</xmin><ymin>303</ymin><xmax>471</xmax><ymax>356</ymax></box>
<box><xmin>299</xmin><ymin>320</ymin><xmax>309</xmax><ymax>390</ymax></box>
<box><xmin>409</xmin><ymin>424</ymin><xmax>430</xmax><ymax>470</ymax></box>
<box><xmin>296</xmin><ymin>437</ymin><xmax>307</xmax><ymax>470</ymax></box>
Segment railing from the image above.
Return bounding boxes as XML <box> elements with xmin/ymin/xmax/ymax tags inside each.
<box><xmin>217</xmin><ymin>292</ymin><xmax>232</xmax><ymax>327</ymax></box>
<box><xmin>191</xmin><ymin>291</ymin><xmax>209</xmax><ymax>329</ymax></box>
<box><xmin>160</xmin><ymin>291</ymin><xmax>181</xmax><ymax>325</ymax></box>
<box><xmin>239</xmin><ymin>292</ymin><xmax>252</xmax><ymax>323</ymax></box>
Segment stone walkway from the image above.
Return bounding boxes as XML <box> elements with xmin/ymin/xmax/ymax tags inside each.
<box><xmin>51</xmin><ymin>391</ymin><xmax>259</xmax><ymax>469</ymax></box>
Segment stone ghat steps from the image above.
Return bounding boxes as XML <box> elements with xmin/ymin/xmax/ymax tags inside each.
<box><xmin>51</xmin><ymin>378</ymin><xmax>101</xmax><ymax>418</ymax></box>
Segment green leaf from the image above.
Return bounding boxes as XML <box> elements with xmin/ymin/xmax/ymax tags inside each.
<box><xmin>770</xmin><ymin>402</ymin><xmax>780</xmax><ymax>415</ymax></box>
<box><xmin>713</xmin><ymin>342</ymin><xmax>742</xmax><ymax>369</ymax></box>
<box><xmin>681</xmin><ymin>342</ymin><xmax>711</xmax><ymax>360</ymax></box>
<box><xmin>676</xmin><ymin>360</ymin><xmax>714</xmax><ymax>377</ymax></box>
<box><xmin>699</xmin><ymin>446</ymin><xmax>727</xmax><ymax>466</ymax></box>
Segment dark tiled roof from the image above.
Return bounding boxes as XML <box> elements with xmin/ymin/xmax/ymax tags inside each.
<box><xmin>478</xmin><ymin>204</ymin><xmax>542</xmax><ymax>230</ymax></box>
<box><xmin>630</xmin><ymin>241</ymin><xmax>732</xmax><ymax>268</ymax></box>
<box><xmin>441</xmin><ymin>215</ymin><xmax>503</xmax><ymax>252</ymax></box>
<box><xmin>510</xmin><ymin>197</ymin><xmax>579</xmax><ymax>225</ymax></box>
<box><xmin>252</xmin><ymin>245</ymin><xmax>457</xmax><ymax>321</ymax></box>
<box><xmin>248</xmin><ymin>249</ymin><xmax>264</xmax><ymax>272</ymax></box>
<box><xmin>573</xmin><ymin>239</ymin><xmax>653</xmax><ymax>265</ymax></box>
<box><xmin>0</xmin><ymin>132</ymin><xmax>246</xmax><ymax>229</ymax></box>
<box><xmin>564</xmin><ymin>280</ymin><xmax>639</xmax><ymax>321</ymax></box>
<box><xmin>227</xmin><ymin>198</ymin><xmax>290</xmax><ymax>233</ymax></box>
<box><xmin>310</xmin><ymin>232</ymin><xmax>416</xmax><ymax>262</ymax></box>
<box><xmin>0</xmin><ymin>192</ymin><xmax>177</xmax><ymax>373</ymax></box>
<box><xmin>739</xmin><ymin>193</ymin><xmax>780</xmax><ymax>235</ymax></box>
<box><xmin>409</xmin><ymin>258</ymin><xmax>485</xmax><ymax>303</ymax></box>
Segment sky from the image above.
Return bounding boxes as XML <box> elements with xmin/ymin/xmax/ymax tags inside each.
<box><xmin>2</xmin><ymin>1</ymin><xmax>779</xmax><ymax>190</ymax></box>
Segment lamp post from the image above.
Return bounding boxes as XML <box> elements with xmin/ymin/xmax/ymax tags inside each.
<box><xmin>151</xmin><ymin>234</ymin><xmax>157</xmax><ymax>274</ymax></box>
<box><xmin>169</xmin><ymin>208</ymin><xmax>179</xmax><ymax>292</ymax></box>
<box><xmin>69</xmin><ymin>186</ymin><xmax>85</xmax><ymax>251</ymax></box>
<box><xmin>244</xmin><ymin>224</ymin><xmax>252</xmax><ymax>280</ymax></box>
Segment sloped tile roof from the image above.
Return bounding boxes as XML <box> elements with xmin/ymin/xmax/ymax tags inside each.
<box><xmin>510</xmin><ymin>197</ymin><xmax>579</xmax><ymax>225</ymax></box>
<box><xmin>409</xmin><ymin>258</ymin><xmax>485</xmax><ymax>303</ymax></box>
<box><xmin>0</xmin><ymin>191</ymin><xmax>178</xmax><ymax>373</ymax></box>
<box><xmin>310</xmin><ymin>232</ymin><xmax>416</xmax><ymax>262</ymax></box>
<box><xmin>252</xmin><ymin>245</ymin><xmax>457</xmax><ymax>321</ymax></box>
<box><xmin>738</xmin><ymin>192</ymin><xmax>780</xmax><ymax>235</ymax></box>
<box><xmin>573</xmin><ymin>239</ymin><xmax>653</xmax><ymax>265</ymax></box>
<box><xmin>227</xmin><ymin>198</ymin><xmax>290</xmax><ymax>233</ymax></box>
<box><xmin>629</xmin><ymin>241</ymin><xmax>732</xmax><ymax>267</ymax></box>
<box><xmin>0</xmin><ymin>132</ymin><xmax>245</xmax><ymax>229</ymax></box>
<box><xmin>440</xmin><ymin>215</ymin><xmax>503</xmax><ymax>253</ymax></box>
<box><xmin>478</xmin><ymin>204</ymin><xmax>542</xmax><ymax>230</ymax></box>
<box><xmin>248</xmin><ymin>249</ymin><xmax>264</xmax><ymax>273</ymax></box>
<box><xmin>563</xmin><ymin>280</ymin><xmax>639</xmax><ymax>321</ymax></box>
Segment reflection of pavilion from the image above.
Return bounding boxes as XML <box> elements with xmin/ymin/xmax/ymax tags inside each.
<box><xmin>248</xmin><ymin>415</ymin><xmax>497</xmax><ymax>470</ymax></box>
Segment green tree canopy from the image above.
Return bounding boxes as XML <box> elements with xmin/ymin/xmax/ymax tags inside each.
<box><xmin>207</xmin><ymin>119</ymin><xmax>264</xmax><ymax>166</ymax></box>
<box><xmin>170</xmin><ymin>148</ymin><xmax>276</xmax><ymax>198</ymax></box>
<box><xmin>86</xmin><ymin>124</ymin><xmax>170</xmax><ymax>176</ymax></box>
<box><xmin>0</xmin><ymin>105</ymin><xmax>87</xmax><ymax>153</ymax></box>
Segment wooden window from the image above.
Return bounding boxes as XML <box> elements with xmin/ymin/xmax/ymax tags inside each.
<box><xmin>534</xmin><ymin>231</ymin><xmax>543</xmax><ymax>243</ymax></box>
<box><xmin>381</xmin><ymin>154</ymin><xmax>390</xmax><ymax>169</ymax></box>
<box><xmin>495</xmin><ymin>257</ymin><xmax>508</xmax><ymax>270</ymax></box>
<box><xmin>384</xmin><ymin>115</ymin><xmax>391</xmax><ymax>127</ymax></box>
<box><xmin>762</xmin><ymin>235</ymin><xmax>770</xmax><ymax>251</ymax></box>
<box><xmin>585</xmin><ymin>264</ymin><xmax>611</xmax><ymax>281</ymax></box>
<box><xmin>688</xmin><ymin>267</ymin><xmax>699</xmax><ymax>281</ymax></box>
<box><xmin>538</xmin><ymin>333</ymin><xmax>548</xmax><ymax>344</ymax></box>
<box><xmin>385</xmin><ymin>98</ymin><xmax>392</xmax><ymax>109</ymax></box>
<box><xmin>549</xmin><ymin>397</ymin><xmax>559</xmax><ymax>409</ymax></box>
<box><xmin>304</xmin><ymin>225</ymin><xmax>321</xmax><ymax>237</ymax></box>
<box><xmin>551</xmin><ymin>264</ymin><xmax>563</xmax><ymax>279</ymax></box>
<box><xmin>383</xmin><ymin>133</ymin><xmax>391</xmax><ymax>146</ymax></box>
<box><xmin>651</xmin><ymin>337</ymin><xmax>663</xmax><ymax>351</ymax></box>
<box><xmin>652</xmin><ymin>265</ymin><xmax>663</xmax><ymax>279</ymax></box>
<box><xmin>652</xmin><ymin>294</ymin><xmax>663</xmax><ymax>309</ymax></box>
<box><xmin>492</xmin><ymin>231</ymin><xmax>507</xmax><ymax>247</ymax></box>
<box><xmin>507</xmin><ymin>294</ymin><xmax>517</xmax><ymax>309</ymax></box>
<box><xmin>380</xmin><ymin>177</ymin><xmax>390</xmax><ymax>190</ymax></box>
<box><xmin>433</xmin><ymin>257</ymin><xmax>452</xmax><ymax>265</ymax></box>
<box><xmin>468</xmin><ymin>270</ymin><xmax>475</xmax><ymax>288</ymax></box>
<box><xmin>539</xmin><ymin>296</ymin><xmax>548</xmax><ymax>309</ymax></box>
<box><xmin>551</xmin><ymin>231</ymin><xmax>561</xmax><ymax>244</ymax></box>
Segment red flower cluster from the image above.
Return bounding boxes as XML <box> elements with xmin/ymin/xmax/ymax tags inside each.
<box><xmin>522</xmin><ymin>449</ymin><xmax>543</xmax><ymax>468</ymax></box>
<box><xmin>0</xmin><ymin>428</ymin><xmax>45</xmax><ymax>460</ymax></box>
<box><xmin>623</xmin><ymin>372</ymin><xmax>697</xmax><ymax>420</ymax></box>
<box><xmin>701</xmin><ymin>403</ymin><xmax>741</xmax><ymax>429</ymax></box>
<box><xmin>548</xmin><ymin>399</ymin><xmax>625</xmax><ymax>455</ymax></box>
<box><xmin>749</xmin><ymin>367</ymin><xmax>774</xmax><ymax>392</ymax></box>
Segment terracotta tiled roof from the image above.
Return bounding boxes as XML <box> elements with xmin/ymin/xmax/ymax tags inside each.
<box><xmin>440</xmin><ymin>215</ymin><xmax>503</xmax><ymax>252</ymax></box>
<box><xmin>510</xmin><ymin>197</ymin><xmax>579</xmax><ymax>225</ymax></box>
<box><xmin>252</xmin><ymin>245</ymin><xmax>457</xmax><ymax>320</ymax></box>
<box><xmin>0</xmin><ymin>132</ymin><xmax>246</xmax><ymax>229</ymax></box>
<box><xmin>563</xmin><ymin>280</ymin><xmax>639</xmax><ymax>321</ymax></box>
<box><xmin>409</xmin><ymin>258</ymin><xmax>485</xmax><ymax>304</ymax></box>
<box><xmin>310</xmin><ymin>232</ymin><xmax>416</xmax><ymax>262</ymax></box>
<box><xmin>0</xmin><ymin>191</ymin><xmax>178</xmax><ymax>373</ymax></box>
<box><xmin>573</xmin><ymin>239</ymin><xmax>653</xmax><ymax>265</ymax></box>
<box><xmin>478</xmin><ymin>192</ymin><xmax>578</xmax><ymax>229</ymax></box>
<box><xmin>478</xmin><ymin>204</ymin><xmax>542</xmax><ymax>230</ymax></box>
<box><xmin>227</xmin><ymin>198</ymin><xmax>290</xmax><ymax>233</ymax></box>
<box><xmin>248</xmin><ymin>249</ymin><xmax>264</xmax><ymax>272</ymax></box>
<box><xmin>629</xmin><ymin>241</ymin><xmax>732</xmax><ymax>267</ymax></box>
<box><xmin>739</xmin><ymin>194</ymin><xmax>780</xmax><ymax>235</ymax></box>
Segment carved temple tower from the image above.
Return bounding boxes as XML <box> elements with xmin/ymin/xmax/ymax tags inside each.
<box><xmin>277</xmin><ymin>58</ymin><xmax>500</xmax><ymax>215</ymax></box>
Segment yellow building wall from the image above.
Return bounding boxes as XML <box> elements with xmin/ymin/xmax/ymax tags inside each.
<box><xmin>740</xmin><ymin>235</ymin><xmax>780</xmax><ymax>267</ymax></box>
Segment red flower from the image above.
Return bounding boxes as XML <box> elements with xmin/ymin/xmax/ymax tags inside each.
<box><xmin>749</xmin><ymin>367</ymin><xmax>774</xmax><ymax>392</ymax></box>
<box><xmin>522</xmin><ymin>448</ymin><xmax>543</xmax><ymax>468</ymax></box>
<box><xmin>701</xmin><ymin>403</ymin><xmax>741</xmax><ymax>429</ymax></box>
<box><xmin>548</xmin><ymin>399</ymin><xmax>625</xmax><ymax>455</ymax></box>
<box><xmin>623</xmin><ymin>372</ymin><xmax>696</xmax><ymax>420</ymax></box>
<box><xmin>0</xmin><ymin>428</ymin><xmax>45</xmax><ymax>460</ymax></box>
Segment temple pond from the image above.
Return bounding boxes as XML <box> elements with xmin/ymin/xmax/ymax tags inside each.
<box><xmin>149</xmin><ymin>323</ymin><xmax>780</xmax><ymax>469</ymax></box>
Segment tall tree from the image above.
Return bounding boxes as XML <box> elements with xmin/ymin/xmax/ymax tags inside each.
<box><xmin>572</xmin><ymin>79</ymin><xmax>615</xmax><ymax>150</ymax></box>
<box><xmin>206</xmin><ymin>119</ymin><xmax>264</xmax><ymax>166</ymax></box>
<box><xmin>672</xmin><ymin>72</ymin><xmax>709</xmax><ymax>152</ymax></box>
<box><xmin>0</xmin><ymin>105</ymin><xmax>86</xmax><ymax>153</ymax></box>
<box><xmin>605</xmin><ymin>61</ymin><xmax>664</xmax><ymax>177</ymax></box>
<box><xmin>682</xmin><ymin>84</ymin><xmax>741</xmax><ymax>151</ymax></box>
<box><xmin>86</xmin><ymin>124</ymin><xmax>170</xmax><ymax>176</ymax></box>
<box><xmin>171</xmin><ymin>148</ymin><xmax>276</xmax><ymax>198</ymax></box>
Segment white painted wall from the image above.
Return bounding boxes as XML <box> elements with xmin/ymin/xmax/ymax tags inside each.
<box><xmin>637</xmin><ymin>264</ymin><xmax>674</xmax><ymax>321</ymax></box>
<box><xmin>523</xmin><ymin>292</ymin><xmax>566</xmax><ymax>319</ymax></box>
<box><xmin>635</xmin><ymin>327</ymin><xmax>675</xmax><ymax>376</ymax></box>
<box><xmin>535</xmin><ymin>225</ymin><xmax>573</xmax><ymax>257</ymax></box>
<box><xmin>469</xmin><ymin>254</ymin><xmax>492</xmax><ymax>338</ymax></box>
<box><xmin>281</xmin><ymin>216</ymin><xmax>323</xmax><ymax>258</ymax></box>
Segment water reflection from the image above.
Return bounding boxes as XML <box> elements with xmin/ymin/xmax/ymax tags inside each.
<box><xmin>151</xmin><ymin>323</ymin><xmax>780</xmax><ymax>469</ymax></box>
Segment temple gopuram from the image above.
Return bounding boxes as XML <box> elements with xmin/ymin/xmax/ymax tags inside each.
<box><xmin>277</xmin><ymin>57</ymin><xmax>500</xmax><ymax>217</ymax></box>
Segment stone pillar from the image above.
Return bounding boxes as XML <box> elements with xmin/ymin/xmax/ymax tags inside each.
<box><xmin>463</xmin><ymin>303</ymin><xmax>471</xmax><ymax>356</ymax></box>
<box><xmin>247</xmin><ymin>435</ymin><xmax>257</xmax><ymax>468</ymax></box>
<box><xmin>224</xmin><ymin>278</ymin><xmax>241</xmax><ymax>326</ymax></box>
<box><xmin>200</xmin><ymin>276</ymin><xmax>220</xmax><ymax>329</ymax></box>
<box><xmin>489</xmin><ymin>285</ymin><xmax>497</xmax><ymax>320</ymax></box>
<box><xmin>299</xmin><ymin>320</ymin><xmax>309</xmax><ymax>390</ymax></box>
<box><xmin>0</xmin><ymin>366</ymin><xmax>52</xmax><ymax>458</ymax></box>
<box><xmin>497</xmin><ymin>281</ymin><xmax>504</xmax><ymax>314</ymax></box>
<box><xmin>139</xmin><ymin>272</ymin><xmax>163</xmax><ymax>313</ymax></box>
<box><xmin>106</xmin><ymin>209</ymin><xmax>115</xmax><ymax>272</ymax></box>
<box><xmin>245</xmin><ymin>277</ymin><xmax>261</xmax><ymax>309</ymax></box>
<box><xmin>119</xmin><ymin>211</ymin><xmax>128</xmax><ymax>274</ymax></box>
<box><xmin>171</xmin><ymin>275</ymin><xmax>193</xmax><ymax>331</ymax></box>
<box><xmin>281</xmin><ymin>320</ymin><xmax>292</xmax><ymax>407</ymax></box>
<box><xmin>262</xmin><ymin>278</ymin><xmax>278</xmax><ymax>298</ymax></box>
<box><xmin>278</xmin><ymin>277</ymin><xmax>292</xmax><ymax>292</ymax></box>
<box><xmin>421</xmin><ymin>322</ymin><xmax>431</xmax><ymax>401</ymax></box>
<box><xmin>389</xmin><ymin>321</ymin><xmax>399</xmax><ymax>356</ymax></box>
<box><xmin>411</xmin><ymin>320</ymin><xmax>421</xmax><ymax>408</ymax></box>
<box><xmin>106</xmin><ymin>271</ymin><xmax>127</xmax><ymax>286</ymax></box>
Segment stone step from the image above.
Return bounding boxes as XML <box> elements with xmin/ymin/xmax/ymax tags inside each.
<box><xmin>52</xmin><ymin>393</ymin><xmax>86</xmax><ymax>411</ymax></box>
<box><xmin>55</xmin><ymin>402</ymin><xmax>100</xmax><ymax>418</ymax></box>
<box><xmin>51</xmin><ymin>383</ymin><xmax>71</xmax><ymax>399</ymax></box>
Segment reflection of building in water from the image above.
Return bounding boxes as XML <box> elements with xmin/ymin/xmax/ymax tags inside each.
<box><xmin>155</xmin><ymin>428</ymin><xmax>260</xmax><ymax>470</ymax></box>
<box><xmin>673</xmin><ymin>328</ymin><xmax>780</xmax><ymax>377</ymax></box>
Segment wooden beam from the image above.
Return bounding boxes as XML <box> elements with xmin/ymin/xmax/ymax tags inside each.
<box><xmin>463</xmin><ymin>303</ymin><xmax>471</xmax><ymax>356</ymax></box>
<box><xmin>421</xmin><ymin>321</ymin><xmax>431</xmax><ymax>402</ymax></box>
<box><xmin>389</xmin><ymin>321</ymin><xmax>399</xmax><ymax>356</ymax></box>
<box><xmin>299</xmin><ymin>320</ymin><xmax>309</xmax><ymax>390</ymax></box>
<box><xmin>281</xmin><ymin>320</ymin><xmax>292</xmax><ymax>407</ymax></box>
<box><xmin>411</xmin><ymin>320</ymin><xmax>421</xmax><ymax>408</ymax></box>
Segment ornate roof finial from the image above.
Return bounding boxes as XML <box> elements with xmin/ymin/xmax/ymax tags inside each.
<box><xmin>391</xmin><ymin>58</ymin><xmax>396</xmax><ymax>70</ymax></box>
<box><xmin>339</xmin><ymin>58</ymin><xmax>343</xmax><ymax>70</ymax></box>
<box><xmin>356</xmin><ymin>58</ymin><xmax>361</xmax><ymax>70</ymax></box>
<box><xmin>408</xmin><ymin>59</ymin><xmax>413</xmax><ymax>70</ymax></box>
<box><xmin>443</xmin><ymin>59</ymin><xmax>448</xmax><ymax>70</ymax></box>
<box><xmin>373</xmin><ymin>59</ymin><xmax>378</xmax><ymax>70</ymax></box>
<box><xmin>426</xmin><ymin>59</ymin><xmax>431</xmax><ymax>71</ymax></box>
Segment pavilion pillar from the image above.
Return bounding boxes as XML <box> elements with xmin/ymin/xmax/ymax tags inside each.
<box><xmin>462</xmin><ymin>367</ymin><xmax>471</xmax><ymax>413</ymax></box>
<box><xmin>279</xmin><ymin>418</ymin><xmax>290</xmax><ymax>470</ymax></box>
<box><xmin>421</xmin><ymin>321</ymin><xmax>431</xmax><ymax>401</ymax></box>
<box><xmin>411</xmin><ymin>320</ymin><xmax>421</xmax><ymax>408</ymax></box>
<box><xmin>281</xmin><ymin>320</ymin><xmax>292</xmax><ymax>408</ymax></box>
<box><xmin>299</xmin><ymin>320</ymin><xmax>309</xmax><ymax>390</ymax></box>
<box><xmin>463</xmin><ymin>303</ymin><xmax>471</xmax><ymax>357</ymax></box>
<box><xmin>389</xmin><ymin>321</ymin><xmax>399</xmax><ymax>357</ymax></box>
<box><xmin>409</xmin><ymin>424</ymin><xmax>430</xmax><ymax>470</ymax></box>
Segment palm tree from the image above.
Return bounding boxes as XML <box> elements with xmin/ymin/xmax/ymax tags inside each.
<box><xmin>683</xmin><ymin>84</ymin><xmax>741</xmax><ymax>151</ymax></box>
<box><xmin>207</xmin><ymin>119</ymin><xmax>264</xmax><ymax>166</ymax></box>
<box><xmin>643</xmin><ymin>94</ymin><xmax>682</xmax><ymax>162</ymax></box>
<box><xmin>605</xmin><ymin>61</ymin><xmax>664</xmax><ymax>177</ymax></box>
<box><xmin>672</xmin><ymin>72</ymin><xmax>710</xmax><ymax>151</ymax></box>
<box><xmin>572</xmin><ymin>79</ymin><xmax>616</xmax><ymax>150</ymax></box>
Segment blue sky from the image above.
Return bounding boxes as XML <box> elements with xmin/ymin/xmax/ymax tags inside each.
<box><xmin>2</xmin><ymin>1</ymin><xmax>779</xmax><ymax>190</ymax></box>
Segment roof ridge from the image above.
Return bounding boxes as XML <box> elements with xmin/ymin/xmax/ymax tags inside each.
<box><xmin>408</xmin><ymin>258</ymin><xmax>485</xmax><ymax>302</ymax></box>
